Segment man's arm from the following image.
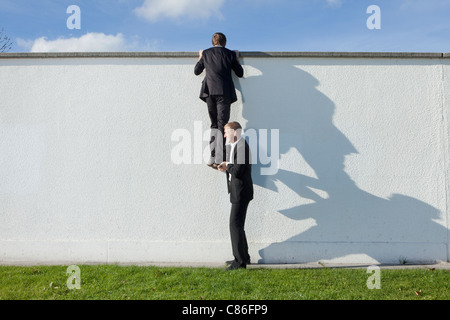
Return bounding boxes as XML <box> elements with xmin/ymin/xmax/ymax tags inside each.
<box><xmin>194</xmin><ymin>50</ymin><xmax>205</xmax><ymax>75</ymax></box>
<box><xmin>226</xmin><ymin>162</ymin><xmax>247</xmax><ymax>179</ymax></box>
<box><xmin>232</xmin><ymin>50</ymin><xmax>244</xmax><ymax>78</ymax></box>
<box><xmin>217</xmin><ymin>161</ymin><xmax>245</xmax><ymax>178</ymax></box>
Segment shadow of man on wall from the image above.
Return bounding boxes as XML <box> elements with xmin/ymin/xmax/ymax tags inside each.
<box><xmin>234</xmin><ymin>59</ymin><xmax>446</xmax><ymax>264</ymax></box>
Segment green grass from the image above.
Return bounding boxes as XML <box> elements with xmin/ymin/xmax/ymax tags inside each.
<box><xmin>0</xmin><ymin>264</ymin><xmax>448</xmax><ymax>300</ymax></box>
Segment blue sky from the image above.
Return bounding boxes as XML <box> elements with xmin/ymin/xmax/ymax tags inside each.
<box><xmin>1</xmin><ymin>0</ymin><xmax>450</xmax><ymax>52</ymax></box>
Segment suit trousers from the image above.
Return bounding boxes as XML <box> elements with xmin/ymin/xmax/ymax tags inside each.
<box><xmin>229</xmin><ymin>200</ymin><xmax>250</xmax><ymax>266</ymax></box>
<box><xmin>206</xmin><ymin>95</ymin><xmax>231</xmax><ymax>163</ymax></box>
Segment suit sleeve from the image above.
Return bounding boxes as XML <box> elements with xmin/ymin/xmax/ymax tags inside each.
<box><xmin>226</xmin><ymin>163</ymin><xmax>246</xmax><ymax>179</ymax></box>
<box><xmin>194</xmin><ymin>58</ymin><xmax>205</xmax><ymax>75</ymax></box>
<box><xmin>232</xmin><ymin>52</ymin><xmax>244</xmax><ymax>78</ymax></box>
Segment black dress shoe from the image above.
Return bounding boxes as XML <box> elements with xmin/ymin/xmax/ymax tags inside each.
<box><xmin>226</xmin><ymin>258</ymin><xmax>250</xmax><ymax>265</ymax></box>
<box><xmin>208</xmin><ymin>163</ymin><xmax>219</xmax><ymax>170</ymax></box>
<box><xmin>226</xmin><ymin>262</ymin><xmax>246</xmax><ymax>271</ymax></box>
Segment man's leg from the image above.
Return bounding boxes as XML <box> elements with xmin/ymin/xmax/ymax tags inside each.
<box><xmin>215</xmin><ymin>96</ymin><xmax>231</xmax><ymax>163</ymax></box>
<box><xmin>206</xmin><ymin>96</ymin><xmax>218</xmax><ymax>160</ymax></box>
<box><xmin>229</xmin><ymin>200</ymin><xmax>250</xmax><ymax>267</ymax></box>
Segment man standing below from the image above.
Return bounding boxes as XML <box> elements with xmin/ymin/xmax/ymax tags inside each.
<box><xmin>194</xmin><ymin>33</ymin><xmax>244</xmax><ymax>169</ymax></box>
<box><xmin>218</xmin><ymin>122</ymin><xmax>253</xmax><ymax>270</ymax></box>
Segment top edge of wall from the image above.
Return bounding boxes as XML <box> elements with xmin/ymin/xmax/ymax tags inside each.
<box><xmin>0</xmin><ymin>51</ymin><xmax>449</xmax><ymax>59</ymax></box>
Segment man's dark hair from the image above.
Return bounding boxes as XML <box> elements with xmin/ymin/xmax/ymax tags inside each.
<box><xmin>212</xmin><ymin>32</ymin><xmax>227</xmax><ymax>47</ymax></box>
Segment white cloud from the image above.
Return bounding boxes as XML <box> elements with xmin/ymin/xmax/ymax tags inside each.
<box><xmin>134</xmin><ymin>0</ymin><xmax>225</xmax><ymax>22</ymax></box>
<box><xmin>18</xmin><ymin>33</ymin><xmax>129</xmax><ymax>52</ymax></box>
<box><xmin>325</xmin><ymin>0</ymin><xmax>343</xmax><ymax>7</ymax></box>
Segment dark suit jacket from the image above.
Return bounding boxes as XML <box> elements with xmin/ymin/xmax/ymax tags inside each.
<box><xmin>226</xmin><ymin>138</ymin><xmax>254</xmax><ymax>204</ymax></box>
<box><xmin>194</xmin><ymin>46</ymin><xmax>244</xmax><ymax>103</ymax></box>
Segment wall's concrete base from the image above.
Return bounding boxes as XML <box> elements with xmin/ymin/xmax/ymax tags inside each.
<box><xmin>1</xmin><ymin>240</ymin><xmax>444</xmax><ymax>265</ymax></box>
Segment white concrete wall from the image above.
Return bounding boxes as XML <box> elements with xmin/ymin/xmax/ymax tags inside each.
<box><xmin>0</xmin><ymin>53</ymin><xmax>449</xmax><ymax>265</ymax></box>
